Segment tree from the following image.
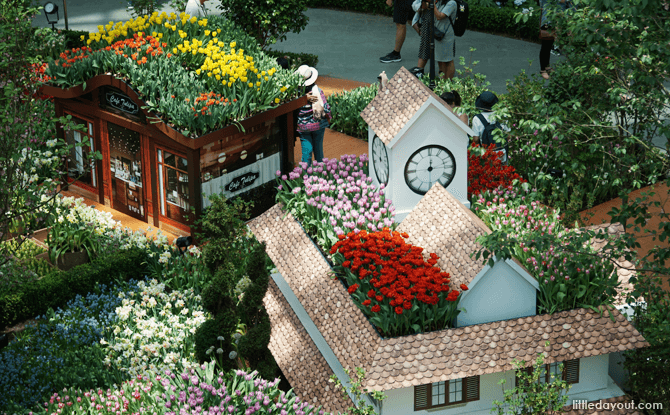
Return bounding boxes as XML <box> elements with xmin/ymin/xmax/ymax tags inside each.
<box><xmin>216</xmin><ymin>0</ymin><xmax>309</xmax><ymax>49</ymax></box>
<box><xmin>0</xmin><ymin>0</ymin><xmax>95</xmax><ymax>265</ymax></box>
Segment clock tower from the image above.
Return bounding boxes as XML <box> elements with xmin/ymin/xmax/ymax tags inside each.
<box><xmin>362</xmin><ymin>67</ymin><xmax>475</xmax><ymax>222</ymax></box>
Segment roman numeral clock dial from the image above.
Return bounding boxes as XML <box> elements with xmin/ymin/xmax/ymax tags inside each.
<box><xmin>404</xmin><ymin>145</ymin><xmax>456</xmax><ymax>195</ymax></box>
<box><xmin>372</xmin><ymin>135</ymin><xmax>389</xmax><ymax>185</ymax></box>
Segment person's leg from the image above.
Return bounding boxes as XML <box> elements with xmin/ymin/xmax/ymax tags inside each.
<box><xmin>417</xmin><ymin>58</ymin><xmax>428</xmax><ymax>69</ymax></box>
<box><xmin>438</xmin><ymin>61</ymin><xmax>455</xmax><ymax>79</ymax></box>
<box><xmin>395</xmin><ymin>23</ymin><xmax>407</xmax><ymax>54</ymax></box>
<box><xmin>539</xmin><ymin>37</ymin><xmax>553</xmax><ymax>78</ymax></box>
<box><xmin>312</xmin><ymin>128</ymin><xmax>326</xmax><ymax>164</ymax></box>
<box><xmin>299</xmin><ymin>131</ymin><xmax>314</xmax><ymax>165</ymax></box>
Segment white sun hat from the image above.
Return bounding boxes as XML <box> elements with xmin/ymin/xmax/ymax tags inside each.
<box><xmin>295</xmin><ymin>65</ymin><xmax>319</xmax><ymax>86</ymax></box>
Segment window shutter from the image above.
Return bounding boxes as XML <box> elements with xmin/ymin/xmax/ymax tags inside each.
<box><xmin>465</xmin><ymin>376</ymin><xmax>480</xmax><ymax>402</ymax></box>
<box><xmin>565</xmin><ymin>359</ymin><xmax>580</xmax><ymax>384</ymax></box>
<box><xmin>414</xmin><ymin>384</ymin><xmax>430</xmax><ymax>410</ymax></box>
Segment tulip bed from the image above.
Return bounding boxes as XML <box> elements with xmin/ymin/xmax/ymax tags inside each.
<box><xmin>44</xmin><ymin>12</ymin><xmax>305</xmax><ymax>137</ymax></box>
<box><xmin>275</xmin><ymin>155</ymin><xmax>467</xmax><ymax>338</ymax></box>
<box><xmin>472</xmin><ymin>185</ymin><xmax>621</xmax><ymax>314</ymax></box>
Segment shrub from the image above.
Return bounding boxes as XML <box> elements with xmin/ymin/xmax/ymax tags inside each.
<box><xmin>217</xmin><ymin>0</ymin><xmax>309</xmax><ymax>49</ymax></box>
<box><xmin>328</xmin><ymin>84</ymin><xmax>378</xmax><ymax>140</ymax></box>
<box><xmin>0</xmin><ymin>247</ymin><xmax>147</xmax><ymax>329</ymax></box>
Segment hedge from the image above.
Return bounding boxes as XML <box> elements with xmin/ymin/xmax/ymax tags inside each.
<box><xmin>0</xmin><ymin>248</ymin><xmax>148</xmax><ymax>330</ymax></box>
<box><xmin>306</xmin><ymin>0</ymin><xmax>540</xmax><ymax>42</ymax></box>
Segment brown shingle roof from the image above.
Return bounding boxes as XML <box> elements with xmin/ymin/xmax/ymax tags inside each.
<box><xmin>264</xmin><ymin>280</ymin><xmax>352</xmax><ymax>413</ymax></box>
<box><xmin>563</xmin><ymin>396</ymin><xmax>643</xmax><ymax>414</ymax></box>
<box><xmin>249</xmin><ymin>204</ymin><xmax>382</xmax><ymax>370</ymax></box>
<box><xmin>251</xmin><ymin>201</ymin><xmax>649</xmax><ymax>399</ymax></box>
<box><xmin>365</xmin><ymin>306</ymin><xmax>649</xmax><ymax>391</ymax></box>
<box><xmin>397</xmin><ymin>183</ymin><xmax>492</xmax><ymax>288</ymax></box>
<box><xmin>360</xmin><ymin>66</ymin><xmax>458</xmax><ymax>146</ymax></box>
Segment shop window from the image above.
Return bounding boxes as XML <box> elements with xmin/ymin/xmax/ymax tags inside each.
<box><xmin>157</xmin><ymin>148</ymin><xmax>189</xmax><ymax>223</ymax></box>
<box><xmin>65</xmin><ymin>116</ymin><xmax>96</xmax><ymax>189</ymax></box>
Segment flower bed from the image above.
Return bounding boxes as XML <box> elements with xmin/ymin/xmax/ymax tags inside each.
<box><xmin>44</xmin><ymin>12</ymin><xmax>304</xmax><ymax>137</ymax></box>
<box><xmin>331</xmin><ymin>229</ymin><xmax>467</xmax><ymax>337</ymax></box>
<box><xmin>472</xmin><ymin>185</ymin><xmax>620</xmax><ymax>313</ymax></box>
<box><xmin>275</xmin><ymin>155</ymin><xmax>396</xmax><ymax>251</ymax></box>
<box><xmin>468</xmin><ymin>144</ymin><xmax>525</xmax><ymax>199</ymax></box>
<box><xmin>276</xmin><ymin>154</ymin><xmax>465</xmax><ymax>337</ymax></box>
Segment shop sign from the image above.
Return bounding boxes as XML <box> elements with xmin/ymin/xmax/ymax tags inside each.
<box><xmin>226</xmin><ymin>171</ymin><xmax>260</xmax><ymax>192</ymax></box>
<box><xmin>105</xmin><ymin>92</ymin><xmax>139</xmax><ymax>115</ymax></box>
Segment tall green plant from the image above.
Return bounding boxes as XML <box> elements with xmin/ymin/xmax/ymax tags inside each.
<box><xmin>492</xmin><ymin>342</ymin><xmax>572</xmax><ymax>415</ymax></box>
<box><xmin>216</xmin><ymin>0</ymin><xmax>309</xmax><ymax>49</ymax></box>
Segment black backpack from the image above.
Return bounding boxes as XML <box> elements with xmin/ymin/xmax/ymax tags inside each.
<box><xmin>447</xmin><ymin>0</ymin><xmax>469</xmax><ymax>37</ymax></box>
<box><xmin>476</xmin><ymin>113</ymin><xmax>508</xmax><ymax>161</ymax></box>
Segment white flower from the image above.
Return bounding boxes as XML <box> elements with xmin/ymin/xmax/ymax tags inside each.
<box><xmin>228</xmin><ymin>351</ymin><xmax>237</xmax><ymax>360</ymax></box>
<box><xmin>217</xmin><ymin>336</ymin><xmax>225</xmax><ymax>341</ymax></box>
<box><xmin>216</xmin><ymin>348</ymin><xmax>224</xmax><ymax>355</ymax></box>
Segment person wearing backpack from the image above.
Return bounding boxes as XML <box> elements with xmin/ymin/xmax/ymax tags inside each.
<box><xmin>471</xmin><ymin>91</ymin><xmax>510</xmax><ymax>164</ymax></box>
<box><xmin>412</xmin><ymin>0</ymin><xmax>457</xmax><ymax>79</ymax></box>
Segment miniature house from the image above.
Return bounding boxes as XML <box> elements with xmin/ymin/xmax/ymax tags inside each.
<box><xmin>250</xmin><ymin>183</ymin><xmax>648</xmax><ymax>415</ymax></box>
<box><xmin>361</xmin><ymin>67</ymin><xmax>475</xmax><ymax>222</ymax></box>
<box><xmin>43</xmin><ymin>75</ymin><xmax>306</xmax><ymax>235</ymax></box>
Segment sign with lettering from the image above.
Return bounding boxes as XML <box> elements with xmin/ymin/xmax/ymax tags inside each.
<box><xmin>226</xmin><ymin>171</ymin><xmax>260</xmax><ymax>192</ymax></box>
<box><xmin>106</xmin><ymin>92</ymin><xmax>139</xmax><ymax>115</ymax></box>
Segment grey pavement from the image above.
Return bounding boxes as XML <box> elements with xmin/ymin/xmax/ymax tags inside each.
<box><xmin>32</xmin><ymin>3</ymin><xmax>543</xmax><ymax>94</ymax></box>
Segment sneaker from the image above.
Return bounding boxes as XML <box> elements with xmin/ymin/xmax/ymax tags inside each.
<box><xmin>380</xmin><ymin>51</ymin><xmax>401</xmax><ymax>63</ymax></box>
<box><xmin>550</xmin><ymin>46</ymin><xmax>562</xmax><ymax>56</ymax></box>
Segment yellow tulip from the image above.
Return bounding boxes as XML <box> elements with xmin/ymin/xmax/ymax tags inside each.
<box><xmin>275</xmin><ymin>98</ymin><xmax>280</xmax><ymax>104</ymax></box>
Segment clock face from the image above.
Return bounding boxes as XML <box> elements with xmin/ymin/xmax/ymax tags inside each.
<box><xmin>371</xmin><ymin>135</ymin><xmax>389</xmax><ymax>185</ymax></box>
<box><xmin>404</xmin><ymin>145</ymin><xmax>456</xmax><ymax>195</ymax></box>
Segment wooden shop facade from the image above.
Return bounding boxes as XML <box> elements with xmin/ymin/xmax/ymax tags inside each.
<box><xmin>42</xmin><ymin>75</ymin><xmax>306</xmax><ymax>236</ymax></box>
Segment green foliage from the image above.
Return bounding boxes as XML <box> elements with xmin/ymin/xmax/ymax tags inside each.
<box><xmin>46</xmin><ymin>212</ymin><xmax>101</xmax><ymax>264</ymax></box>
<box><xmin>468</xmin><ymin>5</ymin><xmax>539</xmax><ymax>40</ymax></box>
<box><xmin>328</xmin><ymin>85</ymin><xmax>378</xmax><ymax>139</ymax></box>
<box><xmin>0</xmin><ymin>247</ymin><xmax>147</xmax><ymax>329</ymax></box>
<box><xmin>305</xmin><ymin>0</ymin><xmax>540</xmax><ymax>41</ymax></box>
<box><xmin>228</xmin><ymin>180</ymin><xmax>280</xmax><ymax>220</ymax></box>
<box><xmin>473</xmin><ymin>186</ymin><xmax>623</xmax><ymax>314</ymax></box>
<box><xmin>264</xmin><ymin>50</ymin><xmax>319</xmax><ymax>70</ymax></box>
<box><xmin>127</xmin><ymin>0</ymin><xmax>161</xmax><ymax>18</ymax></box>
<box><xmin>194</xmin><ymin>194</ymin><xmax>278</xmax><ymax>379</ymax></box>
<box><xmin>492</xmin><ymin>343</ymin><xmax>571</xmax><ymax>415</ymax></box>
<box><xmin>330</xmin><ymin>367</ymin><xmax>386</xmax><ymax>415</ymax></box>
<box><xmin>217</xmin><ymin>0</ymin><xmax>310</xmax><ymax>49</ymax></box>
<box><xmin>193</xmin><ymin>310</ymin><xmax>238</xmax><ymax>372</ymax></box>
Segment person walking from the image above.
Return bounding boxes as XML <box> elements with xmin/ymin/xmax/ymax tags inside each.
<box><xmin>539</xmin><ymin>0</ymin><xmax>569</xmax><ymax>79</ymax></box>
<box><xmin>413</xmin><ymin>0</ymin><xmax>457</xmax><ymax>79</ymax></box>
<box><xmin>471</xmin><ymin>91</ymin><xmax>510</xmax><ymax>163</ymax></box>
<box><xmin>185</xmin><ymin>0</ymin><xmax>208</xmax><ymax>17</ymax></box>
<box><xmin>380</xmin><ymin>0</ymin><xmax>415</xmax><ymax>63</ymax></box>
<box><xmin>295</xmin><ymin>65</ymin><xmax>331</xmax><ymax>167</ymax></box>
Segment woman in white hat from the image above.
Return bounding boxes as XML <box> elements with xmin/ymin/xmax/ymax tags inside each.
<box><xmin>295</xmin><ymin>65</ymin><xmax>331</xmax><ymax>167</ymax></box>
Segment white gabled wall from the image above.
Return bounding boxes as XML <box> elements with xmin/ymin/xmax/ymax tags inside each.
<box><xmin>457</xmin><ymin>260</ymin><xmax>537</xmax><ymax>327</ymax></box>
<box><xmin>380</xmin><ymin>355</ymin><xmax>624</xmax><ymax>415</ymax></box>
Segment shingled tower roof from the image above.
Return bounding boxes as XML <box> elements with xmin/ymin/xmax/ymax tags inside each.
<box><xmin>360</xmin><ymin>66</ymin><xmax>462</xmax><ymax>146</ymax></box>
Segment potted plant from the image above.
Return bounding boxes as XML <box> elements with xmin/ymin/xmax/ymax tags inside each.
<box><xmin>44</xmin><ymin>211</ymin><xmax>100</xmax><ymax>271</ymax></box>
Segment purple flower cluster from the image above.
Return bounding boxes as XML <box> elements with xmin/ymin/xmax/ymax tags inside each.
<box><xmin>276</xmin><ymin>154</ymin><xmax>396</xmax><ymax>250</ymax></box>
<box><xmin>44</xmin><ymin>366</ymin><xmax>326</xmax><ymax>415</ymax></box>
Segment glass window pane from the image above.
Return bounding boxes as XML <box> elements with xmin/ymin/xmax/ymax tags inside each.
<box><xmin>164</xmin><ymin>151</ymin><xmax>176</xmax><ymax>167</ymax></box>
<box><xmin>432</xmin><ymin>382</ymin><xmax>445</xmax><ymax>406</ymax></box>
<box><xmin>539</xmin><ymin>365</ymin><xmax>548</xmax><ymax>384</ymax></box>
<box><xmin>158</xmin><ymin>149</ymin><xmax>162</xmax><ymax>163</ymax></box>
<box><xmin>449</xmin><ymin>379</ymin><xmax>462</xmax><ymax>403</ymax></box>
<box><xmin>549</xmin><ymin>362</ymin><xmax>561</xmax><ymax>383</ymax></box>
<box><xmin>88</xmin><ymin>121</ymin><xmax>94</xmax><ymax>136</ymax></box>
<box><xmin>158</xmin><ymin>164</ymin><xmax>165</xmax><ymax>216</ymax></box>
<box><xmin>179</xmin><ymin>155</ymin><xmax>188</xmax><ymax>170</ymax></box>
